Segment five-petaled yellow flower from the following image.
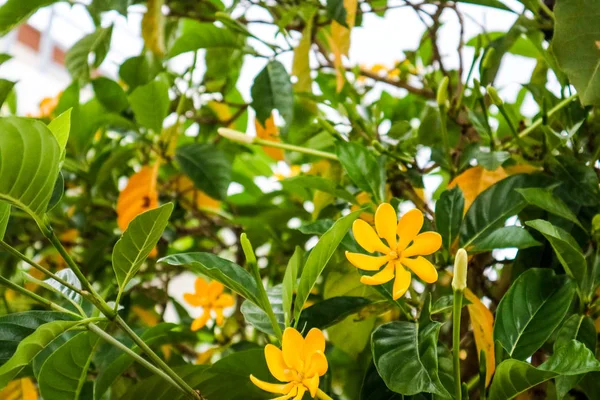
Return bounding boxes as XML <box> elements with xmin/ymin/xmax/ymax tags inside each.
<box><xmin>345</xmin><ymin>203</ymin><xmax>442</xmax><ymax>300</ymax></box>
<box><xmin>250</xmin><ymin>327</ymin><xmax>328</xmax><ymax>399</ymax></box>
<box><xmin>183</xmin><ymin>278</ymin><xmax>235</xmax><ymax>331</ymax></box>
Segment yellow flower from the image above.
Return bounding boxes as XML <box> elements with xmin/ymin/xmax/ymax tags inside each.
<box><xmin>345</xmin><ymin>203</ymin><xmax>442</xmax><ymax>300</ymax></box>
<box><xmin>250</xmin><ymin>327</ymin><xmax>328</xmax><ymax>399</ymax></box>
<box><xmin>183</xmin><ymin>278</ymin><xmax>235</xmax><ymax>331</ymax></box>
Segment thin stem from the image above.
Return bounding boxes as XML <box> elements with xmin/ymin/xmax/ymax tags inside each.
<box><xmin>497</xmin><ymin>105</ymin><xmax>525</xmax><ymax>152</ymax></box>
<box><xmin>0</xmin><ymin>240</ymin><xmax>84</xmax><ymax>296</ymax></box>
<box><xmin>452</xmin><ymin>289</ymin><xmax>464</xmax><ymax>400</ymax></box>
<box><xmin>114</xmin><ymin>315</ymin><xmax>202</xmax><ymax>400</ymax></box>
<box><xmin>253</xmin><ymin>137</ymin><xmax>339</xmax><ymax>161</ymax></box>
<box><xmin>439</xmin><ymin>105</ymin><xmax>455</xmax><ymax>175</ymax></box>
<box><xmin>501</xmin><ymin>94</ymin><xmax>578</xmax><ymax>149</ymax></box>
<box><xmin>538</xmin><ymin>0</ymin><xmax>555</xmax><ymax>21</ymax></box>
<box><xmin>87</xmin><ymin>323</ymin><xmax>184</xmax><ymax>394</ymax></box>
<box><xmin>0</xmin><ymin>275</ymin><xmax>82</xmax><ymax>319</ymax></box>
<box><xmin>316</xmin><ymin>389</ymin><xmax>334</xmax><ymax>400</ymax></box>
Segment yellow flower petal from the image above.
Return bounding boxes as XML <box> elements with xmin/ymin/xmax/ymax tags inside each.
<box><xmin>303</xmin><ymin>328</ymin><xmax>326</xmax><ymax>357</ymax></box>
<box><xmin>305</xmin><ymin>351</ymin><xmax>328</xmax><ymax>377</ymax></box>
<box><xmin>375</xmin><ymin>203</ymin><xmax>397</xmax><ymax>249</ymax></box>
<box><xmin>397</xmin><ymin>209</ymin><xmax>424</xmax><ymax>251</ymax></box>
<box><xmin>393</xmin><ymin>264</ymin><xmax>412</xmax><ymax>300</ymax></box>
<box><xmin>214</xmin><ymin>293</ymin><xmax>235</xmax><ymax>308</ymax></box>
<box><xmin>191</xmin><ymin>311</ymin><xmax>211</xmax><ymax>331</ymax></box>
<box><xmin>250</xmin><ymin>375</ymin><xmax>294</xmax><ymax>394</ymax></box>
<box><xmin>194</xmin><ymin>277</ymin><xmax>208</xmax><ymax>294</ymax></box>
<box><xmin>402</xmin><ymin>232</ymin><xmax>442</xmax><ymax>258</ymax></box>
<box><xmin>273</xmin><ymin>388</ymin><xmax>298</xmax><ymax>400</ymax></box>
<box><xmin>345</xmin><ymin>252</ymin><xmax>387</xmax><ymax>271</ymax></box>
<box><xmin>183</xmin><ymin>293</ymin><xmax>203</xmax><ymax>307</ymax></box>
<box><xmin>401</xmin><ymin>256</ymin><xmax>438</xmax><ymax>283</ymax></box>
<box><xmin>282</xmin><ymin>328</ymin><xmax>305</xmax><ymax>371</ymax></box>
<box><xmin>352</xmin><ymin>219</ymin><xmax>390</xmax><ymax>254</ymax></box>
<box><xmin>360</xmin><ymin>262</ymin><xmax>395</xmax><ymax>285</ymax></box>
<box><xmin>215</xmin><ymin>308</ymin><xmax>224</xmax><ymax>326</ymax></box>
<box><xmin>302</xmin><ymin>374</ymin><xmax>319</xmax><ymax>398</ymax></box>
<box><xmin>265</xmin><ymin>344</ymin><xmax>294</xmax><ymax>382</ymax></box>
<box><xmin>207</xmin><ymin>281</ymin><xmax>224</xmax><ymax>300</ymax></box>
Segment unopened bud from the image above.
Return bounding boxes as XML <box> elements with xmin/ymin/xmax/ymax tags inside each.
<box><xmin>481</xmin><ymin>48</ymin><xmax>496</xmax><ymax>70</ymax></box>
<box><xmin>486</xmin><ymin>85</ymin><xmax>503</xmax><ymax>106</ymax></box>
<box><xmin>218</xmin><ymin>128</ymin><xmax>255</xmax><ymax>145</ymax></box>
<box><xmin>240</xmin><ymin>233</ymin><xmax>257</xmax><ymax>265</ymax></box>
<box><xmin>437</xmin><ymin>76</ymin><xmax>450</xmax><ymax>107</ymax></box>
<box><xmin>452</xmin><ymin>248</ymin><xmax>468</xmax><ymax>291</ymax></box>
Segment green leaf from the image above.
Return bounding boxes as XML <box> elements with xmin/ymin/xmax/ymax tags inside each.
<box><xmin>65</xmin><ymin>26</ymin><xmax>113</xmax><ymax>83</ymax></box>
<box><xmin>129</xmin><ymin>79</ymin><xmax>170</xmax><ymax>133</ymax></box>
<box><xmin>241</xmin><ymin>285</ymin><xmax>285</xmax><ymax>336</ymax></box>
<box><xmin>282</xmin><ymin>247</ymin><xmax>301</xmax><ymax>327</ymax></box>
<box><xmin>469</xmin><ymin>226</ymin><xmax>541</xmax><ymax>253</ymax></box>
<box><xmin>0</xmin><ymin>319</ymin><xmax>80</xmax><ymax>388</ymax></box>
<box><xmin>555</xmin><ymin>315</ymin><xmax>596</xmax><ymax>352</ymax></box>
<box><xmin>372</xmin><ymin>320</ymin><xmax>449</xmax><ymax>397</ymax></box>
<box><xmin>457</xmin><ymin>0</ymin><xmax>514</xmax><ymax>12</ymax></box>
<box><xmin>552</xmin><ymin>0</ymin><xmax>600</xmax><ymax>106</ymax></box>
<box><xmin>38</xmin><ymin>331</ymin><xmax>101</xmax><ymax>400</ymax></box>
<box><xmin>525</xmin><ymin>219</ymin><xmax>587</xmax><ymax>293</ymax></box>
<box><xmin>47</xmin><ymin>172</ymin><xmax>64</xmax><ymax>212</ymax></box>
<box><xmin>361</xmin><ymin>362</ymin><xmax>403</xmax><ymax>400</ymax></box>
<box><xmin>0</xmin><ymin>201</ymin><xmax>9</xmax><ymax>240</ymax></box>
<box><xmin>0</xmin><ymin>117</ymin><xmax>61</xmax><ymax>223</ymax></box>
<box><xmin>0</xmin><ymin>0</ymin><xmax>58</xmax><ymax>36</ymax></box>
<box><xmin>460</xmin><ymin>173</ymin><xmax>547</xmax><ymax>247</ymax></box>
<box><xmin>169</xmin><ymin>20</ymin><xmax>242</xmax><ymax>58</ymax></box>
<box><xmin>0</xmin><ymin>312</ymin><xmax>75</xmax><ymax>366</ymax></box>
<box><xmin>516</xmin><ymin>188</ymin><xmax>584</xmax><ymax>229</ymax></box>
<box><xmin>435</xmin><ymin>186</ymin><xmax>465</xmax><ymax>251</ymax></box>
<box><xmin>326</xmin><ymin>0</ymin><xmax>348</xmax><ymax>27</ymax></box>
<box><xmin>120</xmin><ymin>364</ymin><xmax>209</xmax><ymax>400</ymax></box>
<box><xmin>47</xmin><ymin>109</ymin><xmax>71</xmax><ymax>154</ymax></box>
<box><xmin>283</xmin><ymin>175</ymin><xmax>358</xmax><ymax>205</ymax></box>
<box><xmin>298</xmin><ymin>296</ymin><xmax>371</xmax><ymax>331</ymax></box>
<box><xmin>294</xmin><ymin>210</ymin><xmax>361</xmax><ymax>320</ymax></box>
<box><xmin>175</xmin><ymin>143</ymin><xmax>232</xmax><ymax>201</ymax></box>
<box><xmin>489</xmin><ymin>340</ymin><xmax>600</xmax><ymax>400</ymax></box>
<box><xmin>113</xmin><ymin>203</ymin><xmax>173</xmax><ymax>297</ymax></box>
<box><xmin>0</xmin><ymin>79</ymin><xmax>15</xmax><ymax>109</ymax></box>
<box><xmin>335</xmin><ymin>141</ymin><xmax>385</xmax><ymax>203</ymax></box>
<box><xmin>476</xmin><ymin>150</ymin><xmax>511</xmax><ymax>170</ymax></box>
<box><xmin>159</xmin><ymin>252</ymin><xmax>263</xmax><ymax>307</ymax></box>
<box><xmin>251</xmin><ymin>60</ymin><xmax>293</xmax><ymax>124</ymax></box>
<box><xmin>493</xmin><ymin>269</ymin><xmax>575</xmax><ymax>360</ymax></box>
<box><xmin>119</xmin><ymin>54</ymin><xmax>161</xmax><ymax>90</ymax></box>
<box><xmin>92</xmin><ymin>77</ymin><xmax>129</xmax><ymax>112</ymax></box>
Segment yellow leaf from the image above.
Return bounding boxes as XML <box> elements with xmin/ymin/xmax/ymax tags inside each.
<box><xmin>131</xmin><ymin>305</ymin><xmax>160</xmax><ymax>327</ymax></box>
<box><xmin>329</xmin><ymin>0</ymin><xmax>358</xmax><ymax>92</ymax></box>
<box><xmin>0</xmin><ymin>377</ymin><xmax>39</xmax><ymax>400</ymax></box>
<box><xmin>464</xmin><ymin>288</ymin><xmax>495</xmax><ymax>386</ymax></box>
<box><xmin>175</xmin><ymin>176</ymin><xmax>221</xmax><ymax>211</ymax></box>
<box><xmin>292</xmin><ymin>14</ymin><xmax>314</xmax><ymax>94</ymax></box>
<box><xmin>448</xmin><ymin>166</ymin><xmax>508</xmax><ymax>212</ymax></box>
<box><xmin>208</xmin><ymin>101</ymin><xmax>234</xmax><ymax>127</ymax></box>
<box><xmin>255</xmin><ymin>114</ymin><xmax>284</xmax><ymax>161</ymax></box>
<box><xmin>117</xmin><ymin>164</ymin><xmax>160</xmax><ymax>232</ymax></box>
<box><xmin>141</xmin><ymin>0</ymin><xmax>165</xmax><ymax>56</ymax></box>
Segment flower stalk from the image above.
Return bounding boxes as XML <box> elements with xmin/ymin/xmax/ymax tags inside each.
<box><xmin>452</xmin><ymin>249</ymin><xmax>468</xmax><ymax>400</ymax></box>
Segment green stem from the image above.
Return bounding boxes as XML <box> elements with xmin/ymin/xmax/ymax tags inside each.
<box><xmin>0</xmin><ymin>240</ymin><xmax>84</xmax><ymax>296</ymax></box>
<box><xmin>114</xmin><ymin>315</ymin><xmax>202</xmax><ymax>400</ymax></box>
<box><xmin>497</xmin><ymin>105</ymin><xmax>525</xmax><ymax>152</ymax></box>
<box><xmin>501</xmin><ymin>94</ymin><xmax>578</xmax><ymax>149</ymax></box>
<box><xmin>538</xmin><ymin>0</ymin><xmax>555</xmax><ymax>21</ymax></box>
<box><xmin>253</xmin><ymin>137</ymin><xmax>338</xmax><ymax>161</ymax></box>
<box><xmin>0</xmin><ymin>275</ymin><xmax>82</xmax><ymax>319</ymax></box>
<box><xmin>316</xmin><ymin>389</ymin><xmax>334</xmax><ymax>400</ymax></box>
<box><xmin>87</xmin><ymin>323</ymin><xmax>184</xmax><ymax>395</ymax></box>
<box><xmin>439</xmin><ymin>105</ymin><xmax>455</xmax><ymax>175</ymax></box>
<box><xmin>452</xmin><ymin>289</ymin><xmax>464</xmax><ymax>400</ymax></box>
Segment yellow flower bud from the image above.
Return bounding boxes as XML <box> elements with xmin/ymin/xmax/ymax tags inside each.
<box><xmin>437</xmin><ymin>76</ymin><xmax>450</xmax><ymax>107</ymax></box>
<box><xmin>452</xmin><ymin>248</ymin><xmax>468</xmax><ymax>291</ymax></box>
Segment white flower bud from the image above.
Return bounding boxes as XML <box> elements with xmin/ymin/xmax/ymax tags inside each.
<box><xmin>452</xmin><ymin>248</ymin><xmax>468</xmax><ymax>291</ymax></box>
<box><xmin>218</xmin><ymin>128</ymin><xmax>255</xmax><ymax>144</ymax></box>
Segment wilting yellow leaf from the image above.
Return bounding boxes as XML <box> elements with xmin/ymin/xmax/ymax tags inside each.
<box><xmin>131</xmin><ymin>305</ymin><xmax>160</xmax><ymax>327</ymax></box>
<box><xmin>208</xmin><ymin>101</ymin><xmax>233</xmax><ymax>127</ymax></box>
<box><xmin>255</xmin><ymin>114</ymin><xmax>284</xmax><ymax>161</ymax></box>
<box><xmin>117</xmin><ymin>164</ymin><xmax>160</xmax><ymax>232</ymax></box>
<box><xmin>448</xmin><ymin>166</ymin><xmax>508</xmax><ymax>212</ymax></box>
<box><xmin>464</xmin><ymin>288</ymin><xmax>495</xmax><ymax>386</ymax></box>
<box><xmin>141</xmin><ymin>0</ymin><xmax>165</xmax><ymax>56</ymax></box>
<box><xmin>350</xmin><ymin>186</ymin><xmax>392</xmax><ymax>223</ymax></box>
<box><xmin>175</xmin><ymin>176</ymin><xmax>221</xmax><ymax>211</ymax></box>
<box><xmin>292</xmin><ymin>13</ymin><xmax>315</xmax><ymax>93</ymax></box>
<box><xmin>196</xmin><ymin>347</ymin><xmax>217</xmax><ymax>364</ymax></box>
<box><xmin>0</xmin><ymin>377</ymin><xmax>38</xmax><ymax>400</ymax></box>
<box><xmin>329</xmin><ymin>0</ymin><xmax>358</xmax><ymax>92</ymax></box>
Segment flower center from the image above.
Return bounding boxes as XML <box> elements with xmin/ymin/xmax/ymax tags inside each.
<box><xmin>388</xmin><ymin>250</ymin><xmax>400</xmax><ymax>260</ymax></box>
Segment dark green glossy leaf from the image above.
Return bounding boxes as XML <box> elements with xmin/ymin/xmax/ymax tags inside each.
<box><xmin>251</xmin><ymin>60</ymin><xmax>293</xmax><ymax>124</ymax></box>
<box><xmin>336</xmin><ymin>141</ymin><xmax>385</xmax><ymax>203</ymax></box>
<box><xmin>92</xmin><ymin>77</ymin><xmax>129</xmax><ymax>112</ymax></box>
<box><xmin>65</xmin><ymin>26</ymin><xmax>113</xmax><ymax>82</ymax></box>
<box><xmin>0</xmin><ymin>0</ymin><xmax>58</xmax><ymax>36</ymax></box>
<box><xmin>516</xmin><ymin>188</ymin><xmax>584</xmax><ymax>229</ymax></box>
<box><xmin>476</xmin><ymin>151</ymin><xmax>511</xmax><ymax>170</ymax></box>
<box><xmin>469</xmin><ymin>226</ymin><xmax>541</xmax><ymax>253</ymax></box>
<box><xmin>169</xmin><ymin>20</ymin><xmax>242</xmax><ymax>58</ymax></box>
<box><xmin>494</xmin><ymin>269</ymin><xmax>575</xmax><ymax>360</ymax></box>
<box><xmin>283</xmin><ymin>175</ymin><xmax>358</xmax><ymax>204</ymax></box>
<box><xmin>241</xmin><ymin>285</ymin><xmax>284</xmax><ymax>336</ymax></box>
<box><xmin>360</xmin><ymin>362</ymin><xmax>403</xmax><ymax>400</ymax></box>
<box><xmin>297</xmin><ymin>296</ymin><xmax>370</xmax><ymax>331</ymax></box>
<box><xmin>326</xmin><ymin>0</ymin><xmax>348</xmax><ymax>27</ymax></box>
<box><xmin>159</xmin><ymin>252</ymin><xmax>263</xmax><ymax>307</ymax></box>
<box><xmin>175</xmin><ymin>143</ymin><xmax>232</xmax><ymax>201</ymax></box>
<box><xmin>113</xmin><ymin>203</ymin><xmax>174</xmax><ymax>297</ymax></box>
<box><xmin>129</xmin><ymin>79</ymin><xmax>170</xmax><ymax>132</ymax></box>
<box><xmin>0</xmin><ymin>79</ymin><xmax>15</xmax><ymax>109</ymax></box>
<box><xmin>294</xmin><ymin>210</ymin><xmax>361</xmax><ymax>320</ymax></box>
<box><xmin>435</xmin><ymin>186</ymin><xmax>464</xmax><ymax>251</ymax></box>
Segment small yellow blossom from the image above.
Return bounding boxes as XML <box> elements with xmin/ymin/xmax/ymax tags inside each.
<box><xmin>250</xmin><ymin>327</ymin><xmax>328</xmax><ymax>399</ymax></box>
<box><xmin>183</xmin><ymin>278</ymin><xmax>235</xmax><ymax>331</ymax></box>
<box><xmin>345</xmin><ymin>203</ymin><xmax>442</xmax><ymax>300</ymax></box>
